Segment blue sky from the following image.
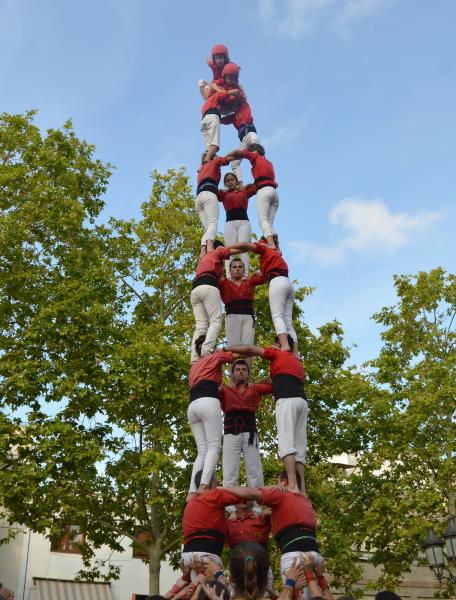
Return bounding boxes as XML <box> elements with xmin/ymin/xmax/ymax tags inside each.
<box><xmin>2</xmin><ymin>0</ymin><xmax>455</xmax><ymax>365</ymax></box>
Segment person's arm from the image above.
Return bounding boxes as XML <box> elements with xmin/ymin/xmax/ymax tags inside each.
<box><xmin>245</xmin><ymin>183</ymin><xmax>257</xmax><ymax>198</ymax></box>
<box><xmin>223</xmin><ymin>485</ymin><xmax>263</xmax><ymax>502</ymax></box>
<box><xmin>277</xmin><ymin>560</ymin><xmax>307</xmax><ymax>600</ymax></box>
<box><xmin>211</xmin><ymin>82</ymin><xmax>225</xmax><ymax>93</ymax></box>
<box><xmin>223</xmin><ymin>148</ymin><xmax>244</xmax><ymax>161</ymax></box>
<box><xmin>229</xmin><ymin>242</ymin><xmax>258</xmax><ymax>253</ymax></box>
<box><xmin>249</xmin><ymin>271</ymin><xmax>267</xmax><ymax>287</ymax></box>
<box><xmin>225</xmin><ymin>344</ymin><xmax>265</xmax><ymax>357</ymax></box>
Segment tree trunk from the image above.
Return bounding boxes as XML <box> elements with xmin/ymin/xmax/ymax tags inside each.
<box><xmin>148</xmin><ymin>541</ymin><xmax>162</xmax><ymax>595</ymax></box>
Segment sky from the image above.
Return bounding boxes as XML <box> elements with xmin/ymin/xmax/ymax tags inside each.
<box><xmin>1</xmin><ymin>0</ymin><xmax>455</xmax><ymax>366</ymax></box>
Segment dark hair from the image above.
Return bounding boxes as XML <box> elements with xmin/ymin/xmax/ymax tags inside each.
<box><xmin>231</xmin><ymin>359</ymin><xmax>250</xmax><ymax>374</ymax></box>
<box><xmin>224</xmin><ymin>171</ymin><xmax>238</xmax><ymax>184</ymax></box>
<box><xmin>230</xmin><ymin>541</ymin><xmax>269</xmax><ymax>600</ymax></box>
<box><xmin>198</xmin><ymin>581</ymin><xmax>230</xmax><ymax>600</ymax></box>
<box><xmin>375</xmin><ymin>593</ymin><xmax>402</xmax><ymax>600</ymax></box>
<box><xmin>214</xmin><ymin>239</ymin><xmax>224</xmax><ymax>249</ymax></box>
<box><xmin>230</xmin><ymin>257</ymin><xmax>244</xmax><ymax>267</ymax></box>
<box><xmin>279</xmin><ymin>469</ymin><xmax>302</xmax><ymax>490</ymax></box>
<box><xmin>274</xmin><ymin>334</ymin><xmax>295</xmax><ymax>351</ymax></box>
<box><xmin>194</xmin><ymin>334</ymin><xmax>206</xmax><ymax>357</ymax></box>
<box><xmin>248</xmin><ymin>143</ymin><xmax>265</xmax><ymax>156</ymax></box>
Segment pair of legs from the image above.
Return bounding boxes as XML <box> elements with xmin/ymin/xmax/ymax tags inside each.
<box><xmin>231</xmin><ymin>130</ymin><xmax>260</xmax><ymax>183</ymax></box>
<box><xmin>269</xmin><ymin>276</ymin><xmax>298</xmax><ymax>351</ymax></box>
<box><xmin>223</xmin><ymin>219</ymin><xmax>251</xmax><ymax>275</ymax></box>
<box><xmin>190</xmin><ymin>285</ymin><xmax>222</xmax><ymax>363</ymax></box>
<box><xmin>275</xmin><ymin>396</ymin><xmax>308</xmax><ymax>493</ymax></box>
<box><xmin>200</xmin><ymin>113</ymin><xmax>220</xmax><ymax>162</ymax></box>
<box><xmin>256</xmin><ymin>186</ymin><xmax>279</xmax><ymax>247</ymax></box>
<box><xmin>225</xmin><ymin>313</ymin><xmax>255</xmax><ymax>367</ymax></box>
<box><xmin>223</xmin><ymin>431</ymin><xmax>264</xmax><ymax>512</ymax></box>
<box><xmin>195</xmin><ymin>191</ymin><xmax>219</xmax><ymax>252</ymax></box>
<box><xmin>187</xmin><ymin>396</ymin><xmax>223</xmax><ymax>492</ymax></box>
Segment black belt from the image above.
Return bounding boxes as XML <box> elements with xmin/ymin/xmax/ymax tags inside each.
<box><xmin>192</xmin><ymin>272</ymin><xmax>219</xmax><ymax>289</ymax></box>
<box><xmin>272</xmin><ymin>374</ymin><xmax>305</xmax><ymax>401</ymax></box>
<box><xmin>224</xmin><ymin>409</ymin><xmax>257</xmax><ymax>445</ymax></box>
<box><xmin>184</xmin><ymin>528</ymin><xmax>225</xmax><ymax>555</ymax></box>
<box><xmin>225</xmin><ymin>299</ymin><xmax>254</xmax><ymax>316</ymax></box>
<box><xmin>274</xmin><ymin>524</ymin><xmax>319</xmax><ymax>553</ymax></box>
<box><xmin>267</xmin><ymin>269</ymin><xmax>288</xmax><ymax>282</ymax></box>
<box><xmin>189</xmin><ymin>380</ymin><xmax>219</xmax><ymax>402</ymax></box>
<box><xmin>203</xmin><ymin>108</ymin><xmax>221</xmax><ymax>118</ymax></box>
<box><xmin>226</xmin><ymin>208</ymin><xmax>249</xmax><ymax>221</ymax></box>
<box><xmin>197</xmin><ymin>177</ymin><xmax>218</xmax><ymax>195</ymax></box>
<box><xmin>238</xmin><ymin>124</ymin><xmax>257</xmax><ymax>141</ymax></box>
<box><xmin>255</xmin><ymin>176</ymin><xmax>277</xmax><ymax>190</ymax></box>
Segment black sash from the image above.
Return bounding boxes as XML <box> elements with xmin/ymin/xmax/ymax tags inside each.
<box><xmin>196</xmin><ymin>177</ymin><xmax>218</xmax><ymax>195</ymax></box>
<box><xmin>225</xmin><ymin>299</ymin><xmax>254</xmax><ymax>316</ymax></box>
<box><xmin>267</xmin><ymin>269</ymin><xmax>288</xmax><ymax>283</ymax></box>
<box><xmin>224</xmin><ymin>409</ymin><xmax>257</xmax><ymax>445</ymax></box>
<box><xmin>192</xmin><ymin>272</ymin><xmax>218</xmax><ymax>289</ymax></box>
<box><xmin>184</xmin><ymin>528</ymin><xmax>225</xmax><ymax>555</ymax></box>
<box><xmin>274</xmin><ymin>524</ymin><xmax>319</xmax><ymax>553</ymax></box>
<box><xmin>255</xmin><ymin>176</ymin><xmax>277</xmax><ymax>190</ymax></box>
<box><xmin>226</xmin><ymin>208</ymin><xmax>249</xmax><ymax>221</ymax></box>
<box><xmin>203</xmin><ymin>108</ymin><xmax>221</xmax><ymax>118</ymax></box>
<box><xmin>272</xmin><ymin>374</ymin><xmax>305</xmax><ymax>401</ymax></box>
<box><xmin>189</xmin><ymin>380</ymin><xmax>219</xmax><ymax>402</ymax></box>
<box><xmin>238</xmin><ymin>124</ymin><xmax>257</xmax><ymax>141</ymax></box>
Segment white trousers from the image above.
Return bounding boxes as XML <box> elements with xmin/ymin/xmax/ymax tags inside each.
<box><xmin>195</xmin><ymin>191</ymin><xmax>219</xmax><ymax>245</ymax></box>
<box><xmin>200</xmin><ymin>114</ymin><xmax>220</xmax><ymax>149</ymax></box>
<box><xmin>223</xmin><ymin>431</ymin><xmax>263</xmax><ymax>513</ymax></box>
<box><xmin>275</xmin><ymin>397</ymin><xmax>308</xmax><ymax>463</ymax></box>
<box><xmin>225</xmin><ymin>314</ymin><xmax>255</xmax><ymax>347</ymax></box>
<box><xmin>231</xmin><ymin>131</ymin><xmax>260</xmax><ymax>182</ymax></box>
<box><xmin>223</xmin><ymin>219</ymin><xmax>251</xmax><ymax>274</ymax></box>
<box><xmin>188</xmin><ymin>396</ymin><xmax>223</xmax><ymax>492</ymax></box>
<box><xmin>269</xmin><ymin>276</ymin><xmax>297</xmax><ymax>341</ymax></box>
<box><xmin>281</xmin><ymin>551</ymin><xmax>324</xmax><ymax>600</ymax></box>
<box><xmin>256</xmin><ymin>186</ymin><xmax>279</xmax><ymax>239</ymax></box>
<box><xmin>190</xmin><ymin>285</ymin><xmax>222</xmax><ymax>363</ymax></box>
<box><xmin>182</xmin><ymin>551</ymin><xmax>223</xmax><ymax>582</ymax></box>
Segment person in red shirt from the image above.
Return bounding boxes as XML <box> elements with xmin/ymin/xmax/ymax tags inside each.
<box><xmin>200</xmin><ymin>77</ymin><xmax>242</xmax><ymax>162</ymax></box>
<box><xmin>221</xmin><ymin>99</ymin><xmax>261</xmax><ymax>185</ymax></box>
<box><xmin>217</xmin><ymin>173</ymin><xmax>255</xmax><ymax>274</ymax></box>
<box><xmin>218</xmin><ymin>257</ymin><xmax>266</xmax><ymax>347</ymax></box>
<box><xmin>196</xmin><ymin>155</ymin><xmax>229</xmax><ymax>254</ymax></box>
<box><xmin>198</xmin><ymin>44</ymin><xmax>231</xmax><ymax>100</ymax></box>
<box><xmin>230</xmin><ymin>237</ymin><xmax>297</xmax><ymax>352</ymax></box>
<box><xmin>228</xmin><ymin>144</ymin><xmax>279</xmax><ymax>248</ymax></box>
<box><xmin>226</xmin><ymin>337</ymin><xmax>307</xmax><ymax>493</ymax></box>
<box><xmin>190</xmin><ymin>242</ymin><xmax>239</xmax><ymax>364</ymax></box>
<box><xmin>181</xmin><ymin>471</ymin><xmax>262</xmax><ymax>580</ymax></box>
<box><xmin>220</xmin><ymin>360</ymin><xmax>272</xmax><ymax>506</ymax></box>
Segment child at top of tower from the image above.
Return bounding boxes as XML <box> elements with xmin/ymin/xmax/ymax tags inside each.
<box><xmin>199</xmin><ymin>44</ymin><xmax>235</xmax><ymax>99</ymax></box>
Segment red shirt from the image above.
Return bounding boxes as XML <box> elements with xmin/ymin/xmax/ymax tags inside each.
<box><xmin>195</xmin><ymin>246</ymin><xmax>232</xmax><ymax>280</ymax></box>
<box><xmin>218</xmin><ymin>273</ymin><xmax>265</xmax><ymax>305</ymax></box>
<box><xmin>202</xmin><ymin>91</ymin><xmax>229</xmax><ymax>116</ymax></box>
<box><xmin>221</xmin><ymin>100</ymin><xmax>254</xmax><ymax>130</ymax></box>
<box><xmin>226</xmin><ymin>513</ymin><xmax>271</xmax><ymax>547</ymax></box>
<box><xmin>262</xmin><ymin>347</ymin><xmax>304</xmax><ymax>381</ymax></box>
<box><xmin>220</xmin><ymin>382</ymin><xmax>272</xmax><ymax>413</ymax></box>
<box><xmin>189</xmin><ymin>351</ymin><xmax>234</xmax><ymax>388</ymax></box>
<box><xmin>182</xmin><ymin>488</ymin><xmax>241</xmax><ymax>543</ymax></box>
<box><xmin>241</xmin><ymin>151</ymin><xmax>277</xmax><ymax>188</ymax></box>
<box><xmin>254</xmin><ymin>242</ymin><xmax>288</xmax><ymax>279</ymax></box>
<box><xmin>217</xmin><ymin>185</ymin><xmax>256</xmax><ymax>212</ymax></box>
<box><xmin>259</xmin><ymin>487</ymin><xmax>317</xmax><ymax>535</ymax></box>
<box><xmin>197</xmin><ymin>157</ymin><xmax>228</xmax><ymax>187</ymax></box>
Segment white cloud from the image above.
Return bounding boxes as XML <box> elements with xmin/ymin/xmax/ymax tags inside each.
<box><xmin>258</xmin><ymin>0</ymin><xmax>391</xmax><ymax>38</ymax></box>
<box><xmin>289</xmin><ymin>197</ymin><xmax>443</xmax><ymax>266</ymax></box>
<box><xmin>262</xmin><ymin>118</ymin><xmax>307</xmax><ymax>149</ymax></box>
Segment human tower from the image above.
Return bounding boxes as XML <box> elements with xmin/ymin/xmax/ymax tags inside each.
<box><xmin>178</xmin><ymin>45</ymin><xmax>334</xmax><ymax>599</ymax></box>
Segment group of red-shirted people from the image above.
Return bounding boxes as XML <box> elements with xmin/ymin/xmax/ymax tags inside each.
<box><xmin>163</xmin><ymin>45</ymin><xmax>335</xmax><ymax>600</ymax></box>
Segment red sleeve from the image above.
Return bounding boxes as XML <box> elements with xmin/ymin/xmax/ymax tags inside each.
<box><xmin>262</xmin><ymin>347</ymin><xmax>276</xmax><ymax>362</ymax></box>
<box><xmin>219</xmin><ymin>386</ymin><xmax>226</xmax><ymax>411</ymax></box>
<box><xmin>217</xmin><ymin>351</ymin><xmax>234</xmax><ymax>364</ymax></box>
<box><xmin>240</xmin><ymin>150</ymin><xmax>256</xmax><ymax>164</ymax></box>
<box><xmin>253</xmin><ymin>383</ymin><xmax>272</xmax><ymax>396</ymax></box>
<box><xmin>259</xmin><ymin>487</ymin><xmax>284</xmax><ymax>507</ymax></box>
<box><xmin>249</xmin><ymin>272</ymin><xmax>266</xmax><ymax>287</ymax></box>
<box><xmin>210</xmin><ymin>487</ymin><xmax>245</xmax><ymax>506</ymax></box>
<box><xmin>245</xmin><ymin>184</ymin><xmax>257</xmax><ymax>198</ymax></box>
<box><xmin>254</xmin><ymin>242</ymin><xmax>266</xmax><ymax>255</ymax></box>
<box><xmin>217</xmin><ymin>190</ymin><xmax>225</xmax><ymax>202</ymax></box>
<box><xmin>216</xmin><ymin>247</ymin><xmax>232</xmax><ymax>261</ymax></box>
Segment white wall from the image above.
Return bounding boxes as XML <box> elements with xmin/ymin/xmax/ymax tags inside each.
<box><xmin>0</xmin><ymin>525</ymin><xmax>178</xmax><ymax>600</ymax></box>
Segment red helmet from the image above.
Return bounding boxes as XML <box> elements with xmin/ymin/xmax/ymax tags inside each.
<box><xmin>222</xmin><ymin>62</ymin><xmax>240</xmax><ymax>79</ymax></box>
<box><xmin>211</xmin><ymin>44</ymin><xmax>229</xmax><ymax>58</ymax></box>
